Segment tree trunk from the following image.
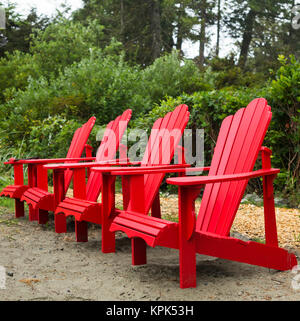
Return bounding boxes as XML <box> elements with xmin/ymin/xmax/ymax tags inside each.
<box><xmin>176</xmin><ymin>2</ymin><xmax>185</xmax><ymax>52</ymax></box>
<box><xmin>120</xmin><ymin>0</ymin><xmax>125</xmax><ymax>43</ymax></box>
<box><xmin>238</xmin><ymin>8</ymin><xmax>256</xmax><ymax>69</ymax></box>
<box><xmin>151</xmin><ymin>0</ymin><xmax>162</xmax><ymax>61</ymax></box>
<box><xmin>199</xmin><ymin>1</ymin><xmax>206</xmax><ymax>68</ymax></box>
<box><xmin>216</xmin><ymin>0</ymin><xmax>221</xmax><ymax>57</ymax></box>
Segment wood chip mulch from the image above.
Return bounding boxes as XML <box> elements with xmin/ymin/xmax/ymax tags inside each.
<box><xmin>115</xmin><ymin>193</ymin><xmax>300</xmax><ymax>249</ymax></box>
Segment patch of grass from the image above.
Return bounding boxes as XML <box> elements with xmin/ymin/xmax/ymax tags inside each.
<box><xmin>0</xmin><ymin>175</ymin><xmax>15</xmax><ymax>210</ymax></box>
<box><xmin>162</xmin><ymin>213</ymin><xmax>178</xmax><ymax>223</ymax></box>
<box><xmin>115</xmin><ymin>177</ymin><xmax>122</xmax><ymax>193</ymax></box>
<box><xmin>251</xmin><ymin>237</ymin><xmax>265</xmax><ymax>244</ymax></box>
<box><xmin>0</xmin><ymin>218</ymin><xmax>20</xmax><ymax>226</ymax></box>
<box><xmin>0</xmin><ymin>198</ymin><xmax>15</xmax><ymax>211</ymax></box>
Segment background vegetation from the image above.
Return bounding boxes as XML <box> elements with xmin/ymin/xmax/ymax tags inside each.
<box><xmin>0</xmin><ymin>1</ymin><xmax>299</xmax><ymax>206</ymax></box>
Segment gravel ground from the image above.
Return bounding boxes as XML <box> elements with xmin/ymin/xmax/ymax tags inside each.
<box><xmin>0</xmin><ymin>194</ymin><xmax>300</xmax><ymax>301</ymax></box>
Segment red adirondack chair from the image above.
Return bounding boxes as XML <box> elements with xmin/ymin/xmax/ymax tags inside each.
<box><xmin>102</xmin><ymin>98</ymin><xmax>296</xmax><ymax>288</ymax></box>
<box><xmin>44</xmin><ymin>104</ymin><xmax>190</xmax><ymax>250</ymax></box>
<box><xmin>0</xmin><ymin>116</ymin><xmax>96</xmax><ymax>222</ymax></box>
<box><xmin>19</xmin><ymin>109</ymin><xmax>132</xmax><ymax>228</ymax></box>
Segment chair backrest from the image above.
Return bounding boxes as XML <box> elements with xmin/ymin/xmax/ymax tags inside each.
<box><xmin>196</xmin><ymin>98</ymin><xmax>272</xmax><ymax>236</ymax></box>
<box><xmin>128</xmin><ymin>104</ymin><xmax>190</xmax><ymax>214</ymax></box>
<box><xmin>86</xmin><ymin>109</ymin><xmax>132</xmax><ymax>201</ymax></box>
<box><xmin>64</xmin><ymin>116</ymin><xmax>96</xmax><ymax>191</ymax></box>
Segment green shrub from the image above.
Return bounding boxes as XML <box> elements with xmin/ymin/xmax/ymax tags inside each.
<box><xmin>30</xmin><ymin>19</ymin><xmax>105</xmax><ymax>77</ymax></box>
<box><xmin>264</xmin><ymin>55</ymin><xmax>300</xmax><ymax>199</ymax></box>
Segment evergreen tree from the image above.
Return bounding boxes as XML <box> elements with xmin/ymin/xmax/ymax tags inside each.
<box><xmin>224</xmin><ymin>0</ymin><xmax>289</xmax><ymax>69</ymax></box>
<box><xmin>0</xmin><ymin>3</ymin><xmax>49</xmax><ymax>57</ymax></box>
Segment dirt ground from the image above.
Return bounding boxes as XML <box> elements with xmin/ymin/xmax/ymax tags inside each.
<box><xmin>0</xmin><ymin>194</ymin><xmax>300</xmax><ymax>301</ymax></box>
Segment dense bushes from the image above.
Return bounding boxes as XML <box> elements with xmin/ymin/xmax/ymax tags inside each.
<box><xmin>265</xmin><ymin>55</ymin><xmax>300</xmax><ymax>200</ymax></box>
<box><xmin>133</xmin><ymin>55</ymin><xmax>300</xmax><ymax>204</ymax></box>
<box><xmin>0</xmin><ymin>45</ymin><xmax>205</xmax><ymax>158</ymax></box>
<box><xmin>0</xmin><ymin>16</ymin><xmax>298</xmax><ymax>206</ymax></box>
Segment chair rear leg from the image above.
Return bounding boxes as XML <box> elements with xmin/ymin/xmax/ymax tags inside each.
<box><xmin>28</xmin><ymin>205</ymin><xmax>38</xmax><ymax>221</ymax></box>
<box><xmin>75</xmin><ymin>220</ymin><xmax>88</xmax><ymax>242</ymax></box>
<box><xmin>151</xmin><ymin>193</ymin><xmax>161</xmax><ymax>219</ymax></box>
<box><xmin>38</xmin><ymin>209</ymin><xmax>49</xmax><ymax>225</ymax></box>
<box><xmin>55</xmin><ymin>213</ymin><xmax>67</xmax><ymax>233</ymax></box>
<box><xmin>102</xmin><ymin>223</ymin><xmax>115</xmax><ymax>253</ymax></box>
<box><xmin>15</xmin><ymin>199</ymin><xmax>24</xmax><ymax>218</ymax></box>
<box><xmin>132</xmin><ymin>238</ymin><xmax>147</xmax><ymax>265</ymax></box>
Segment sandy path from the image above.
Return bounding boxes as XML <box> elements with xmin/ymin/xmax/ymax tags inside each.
<box><xmin>0</xmin><ymin>200</ymin><xmax>300</xmax><ymax>301</ymax></box>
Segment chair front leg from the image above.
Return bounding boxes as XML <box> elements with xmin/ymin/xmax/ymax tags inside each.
<box><xmin>27</xmin><ymin>164</ymin><xmax>38</xmax><ymax>221</ymax></box>
<box><xmin>263</xmin><ymin>174</ymin><xmax>278</xmax><ymax>247</ymax></box>
<box><xmin>85</xmin><ymin>144</ymin><xmax>93</xmax><ymax>179</ymax></box>
<box><xmin>13</xmin><ymin>164</ymin><xmax>24</xmax><ymax>218</ymax></box>
<box><xmin>151</xmin><ymin>192</ymin><xmax>161</xmax><ymax>218</ymax></box>
<box><xmin>121</xmin><ymin>175</ymin><xmax>130</xmax><ymax>211</ymax></box>
<box><xmin>73</xmin><ymin>168</ymin><xmax>88</xmax><ymax>242</ymax></box>
<box><xmin>261</xmin><ymin>148</ymin><xmax>278</xmax><ymax>247</ymax></box>
<box><xmin>102</xmin><ymin>173</ymin><xmax>116</xmax><ymax>253</ymax></box>
<box><xmin>53</xmin><ymin>169</ymin><xmax>67</xmax><ymax>233</ymax></box>
<box><xmin>129</xmin><ymin>174</ymin><xmax>147</xmax><ymax>265</ymax></box>
<box><xmin>36</xmin><ymin>164</ymin><xmax>49</xmax><ymax>225</ymax></box>
<box><xmin>178</xmin><ymin>185</ymin><xmax>202</xmax><ymax>289</ymax></box>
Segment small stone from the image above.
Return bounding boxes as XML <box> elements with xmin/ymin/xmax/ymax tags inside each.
<box><xmin>6</xmin><ymin>272</ymin><xmax>13</xmax><ymax>277</ymax></box>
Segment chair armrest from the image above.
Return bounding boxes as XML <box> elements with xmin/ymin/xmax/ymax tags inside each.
<box><xmin>44</xmin><ymin>158</ymin><xmax>132</xmax><ymax>170</ymax></box>
<box><xmin>90</xmin><ymin>163</ymin><xmax>192</xmax><ymax>174</ymax></box>
<box><xmin>4</xmin><ymin>157</ymin><xmax>96</xmax><ymax>165</ymax></box>
<box><xmin>166</xmin><ymin>168</ymin><xmax>280</xmax><ymax>186</ymax></box>
<box><xmin>110</xmin><ymin>165</ymin><xmax>207</xmax><ymax>176</ymax></box>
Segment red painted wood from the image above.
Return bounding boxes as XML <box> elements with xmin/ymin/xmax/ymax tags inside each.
<box><xmin>64</xmin><ymin>117</ymin><xmax>96</xmax><ymax>190</ymax></box>
<box><xmin>151</xmin><ymin>193</ymin><xmax>161</xmax><ymax>218</ymax></box>
<box><xmin>75</xmin><ymin>221</ymin><xmax>88</xmax><ymax>242</ymax></box>
<box><xmin>262</xmin><ymin>148</ymin><xmax>279</xmax><ymax>247</ymax></box>
<box><xmin>167</xmin><ymin>168</ymin><xmax>280</xmax><ymax>185</ymax></box>
<box><xmin>85</xmin><ymin>144</ymin><xmax>93</xmax><ymax>179</ymax></box>
<box><xmin>36</xmin><ymin>164</ymin><xmax>50</xmax><ymax>224</ymax></box>
<box><xmin>4</xmin><ymin>157</ymin><xmax>96</xmax><ymax>165</ymax></box>
<box><xmin>53</xmin><ymin>169</ymin><xmax>66</xmax><ymax>233</ymax></box>
<box><xmin>53</xmin><ymin>106</ymin><xmax>188</xmax><ymax>249</ymax></box>
<box><xmin>1</xmin><ymin>163</ymin><xmax>26</xmax><ymax>218</ymax></box>
<box><xmin>217</xmin><ymin>101</ymin><xmax>272</xmax><ymax>236</ymax></box>
<box><xmin>14</xmin><ymin>164</ymin><xmax>24</xmax><ymax>185</ymax></box>
<box><xmin>110</xmin><ymin>99</ymin><xmax>297</xmax><ymax>289</ymax></box>
<box><xmin>194</xmin><ymin>231</ymin><xmax>297</xmax><ymax>271</ymax></box>
<box><xmin>101</xmin><ymin>173</ymin><xmax>116</xmax><ymax>253</ymax></box>
<box><xmin>165</xmin><ymin>99</ymin><xmax>297</xmax><ymax>288</ymax></box>
<box><xmin>52</xmin><ymin>110</ymin><xmax>132</xmax><ymax>241</ymax></box>
<box><xmin>142</xmin><ymin>105</ymin><xmax>190</xmax><ymax>214</ymax></box>
<box><xmin>0</xmin><ymin>117</ymin><xmax>96</xmax><ymax>222</ymax></box>
<box><xmin>38</xmin><ymin>209</ymin><xmax>49</xmax><ymax>225</ymax></box>
<box><xmin>108</xmin><ymin>105</ymin><xmax>190</xmax><ymax>266</ymax></box>
<box><xmin>73</xmin><ymin>168</ymin><xmax>88</xmax><ymax>240</ymax></box>
<box><xmin>121</xmin><ymin>175</ymin><xmax>130</xmax><ymax>210</ymax></box>
<box><xmin>86</xmin><ymin>109</ymin><xmax>132</xmax><ymax>201</ymax></box>
<box><xmin>15</xmin><ymin>199</ymin><xmax>24</xmax><ymax>218</ymax></box>
<box><xmin>27</xmin><ymin>164</ymin><xmax>38</xmax><ymax>221</ymax></box>
<box><xmin>131</xmin><ymin>238</ymin><xmax>147</xmax><ymax>265</ymax></box>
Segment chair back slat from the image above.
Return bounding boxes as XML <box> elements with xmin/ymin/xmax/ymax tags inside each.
<box><xmin>196</xmin><ymin>98</ymin><xmax>272</xmax><ymax>236</ymax></box>
<box><xmin>129</xmin><ymin>105</ymin><xmax>190</xmax><ymax>214</ymax></box>
<box><xmin>63</xmin><ymin>117</ymin><xmax>96</xmax><ymax>191</ymax></box>
<box><xmin>86</xmin><ymin>109</ymin><xmax>132</xmax><ymax>201</ymax></box>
